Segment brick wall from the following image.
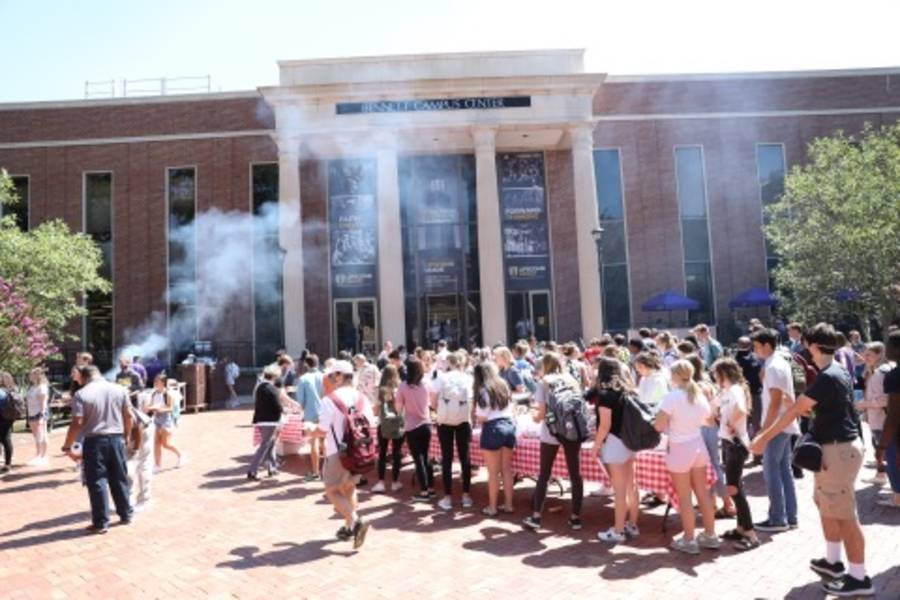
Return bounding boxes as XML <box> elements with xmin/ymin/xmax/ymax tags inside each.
<box><xmin>300</xmin><ymin>160</ymin><xmax>331</xmax><ymax>356</ymax></box>
<box><xmin>545</xmin><ymin>150</ymin><xmax>581</xmax><ymax>341</ymax></box>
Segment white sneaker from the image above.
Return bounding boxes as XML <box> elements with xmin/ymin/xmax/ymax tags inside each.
<box><xmin>863</xmin><ymin>473</ymin><xmax>887</xmax><ymax>486</ymax></box>
<box><xmin>624</xmin><ymin>522</ymin><xmax>640</xmax><ymax>538</ymax></box>
<box><xmin>597</xmin><ymin>527</ymin><xmax>626</xmax><ymax>543</ymax></box>
<box><xmin>176</xmin><ymin>455</ymin><xmax>187</xmax><ymax>468</ymax></box>
<box><xmin>461</xmin><ymin>494</ymin><xmax>474</xmax><ymax>509</ymax></box>
<box><xmin>153</xmin><ymin>466</ymin><xmax>161</xmax><ymax>475</ymax></box>
<box><xmin>133</xmin><ymin>500</ymin><xmax>153</xmax><ymax>513</ymax></box>
<box><xmin>438</xmin><ymin>496</ymin><xmax>453</xmax><ymax>511</ymax></box>
<box><xmin>696</xmin><ymin>531</ymin><xmax>721</xmax><ymax>549</ymax></box>
<box><xmin>391</xmin><ymin>481</ymin><xmax>404</xmax><ymax>492</ymax></box>
<box><xmin>371</xmin><ymin>481</ymin><xmax>386</xmax><ymax>493</ymax></box>
<box><xmin>590</xmin><ymin>484</ymin><xmax>615</xmax><ymax>497</ymax></box>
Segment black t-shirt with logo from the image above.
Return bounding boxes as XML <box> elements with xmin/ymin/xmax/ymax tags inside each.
<box><xmin>805</xmin><ymin>361</ymin><xmax>860</xmax><ymax>444</ymax></box>
<box><xmin>586</xmin><ymin>388</ymin><xmax>625</xmax><ymax>438</ymax></box>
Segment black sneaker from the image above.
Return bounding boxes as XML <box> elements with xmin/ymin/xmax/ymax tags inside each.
<box><xmin>522</xmin><ymin>516</ymin><xmax>542</xmax><ymax>531</ymax></box>
<box><xmin>568</xmin><ymin>517</ymin><xmax>583</xmax><ymax>531</ymax></box>
<box><xmin>352</xmin><ymin>519</ymin><xmax>370</xmax><ymax>549</ymax></box>
<box><xmin>788</xmin><ymin>521</ymin><xmax>799</xmax><ymax>530</ymax></box>
<box><xmin>822</xmin><ymin>574</ymin><xmax>874</xmax><ymax>597</ymax></box>
<box><xmin>755</xmin><ymin>520</ymin><xmax>790</xmax><ymax>532</ymax></box>
<box><xmin>810</xmin><ymin>558</ymin><xmax>846</xmax><ymax>579</ymax></box>
<box><xmin>246</xmin><ymin>472</ymin><xmax>260</xmax><ymax>481</ymax></box>
<box><xmin>336</xmin><ymin>525</ymin><xmax>353</xmax><ymax>541</ymax></box>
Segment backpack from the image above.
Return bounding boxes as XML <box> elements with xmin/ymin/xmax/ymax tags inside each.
<box><xmin>791</xmin><ymin>353</ymin><xmax>817</xmax><ymax>396</ymax></box>
<box><xmin>520</xmin><ymin>370</ymin><xmax>538</xmax><ymax>394</ymax></box>
<box><xmin>618</xmin><ymin>391</ymin><xmax>662</xmax><ymax>451</ymax></box>
<box><xmin>544</xmin><ymin>376</ymin><xmax>591</xmax><ymax>443</ymax></box>
<box><xmin>378</xmin><ymin>390</ymin><xmax>405</xmax><ymax>440</ymax></box>
<box><xmin>436</xmin><ymin>373</ymin><xmax>471</xmax><ymax>426</ymax></box>
<box><xmin>0</xmin><ymin>389</ymin><xmax>25</xmax><ymax>421</ymax></box>
<box><xmin>330</xmin><ymin>391</ymin><xmax>378</xmax><ymax>475</ymax></box>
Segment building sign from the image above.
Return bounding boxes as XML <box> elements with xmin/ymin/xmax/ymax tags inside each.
<box><xmin>498</xmin><ymin>153</ymin><xmax>552</xmax><ymax>291</ymax></box>
<box><xmin>336</xmin><ymin>96</ymin><xmax>531</xmax><ymax>115</ymax></box>
<box><xmin>328</xmin><ymin>160</ymin><xmax>378</xmax><ymax>298</ymax></box>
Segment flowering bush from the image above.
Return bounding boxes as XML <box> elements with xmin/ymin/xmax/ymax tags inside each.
<box><xmin>0</xmin><ymin>276</ymin><xmax>57</xmax><ymax>377</ymax></box>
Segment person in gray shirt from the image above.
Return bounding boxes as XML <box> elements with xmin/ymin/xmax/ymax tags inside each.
<box><xmin>63</xmin><ymin>365</ymin><xmax>134</xmax><ymax>533</ymax></box>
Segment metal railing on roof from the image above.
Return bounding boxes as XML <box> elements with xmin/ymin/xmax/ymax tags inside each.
<box><xmin>83</xmin><ymin>76</ymin><xmax>212</xmax><ymax>99</ymax></box>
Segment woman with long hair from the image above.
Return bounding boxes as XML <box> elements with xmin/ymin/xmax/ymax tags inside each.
<box><xmin>859</xmin><ymin>342</ymin><xmax>892</xmax><ymax>486</ymax></box>
<box><xmin>655</xmin><ymin>359</ymin><xmax>719</xmax><ymax>554</ymax></box>
<box><xmin>711</xmin><ymin>358</ymin><xmax>759</xmax><ymax>551</ymax></box>
<box><xmin>25</xmin><ymin>368</ymin><xmax>50</xmax><ymax>466</ymax></box>
<box><xmin>473</xmin><ymin>362</ymin><xmax>516</xmax><ymax>516</ymax></box>
<box><xmin>372</xmin><ymin>365</ymin><xmax>404</xmax><ymax>493</ymax></box>
<box><xmin>395</xmin><ymin>357</ymin><xmax>435</xmax><ymax>501</ymax></box>
<box><xmin>522</xmin><ymin>352</ymin><xmax>585</xmax><ymax>531</ymax></box>
<box><xmin>147</xmin><ymin>372</ymin><xmax>184</xmax><ymax>471</ymax></box>
<box><xmin>592</xmin><ymin>356</ymin><xmax>641</xmax><ymax>542</ymax></box>
<box><xmin>634</xmin><ymin>351</ymin><xmax>669</xmax><ymax>410</ymax></box>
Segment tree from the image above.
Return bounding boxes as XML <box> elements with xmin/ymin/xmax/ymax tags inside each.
<box><xmin>0</xmin><ymin>276</ymin><xmax>57</xmax><ymax>376</ymax></box>
<box><xmin>765</xmin><ymin>123</ymin><xmax>900</xmax><ymax>337</ymax></box>
<box><xmin>0</xmin><ymin>169</ymin><xmax>110</xmax><ymax>352</ymax></box>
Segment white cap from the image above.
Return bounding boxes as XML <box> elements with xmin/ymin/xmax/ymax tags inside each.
<box><xmin>324</xmin><ymin>360</ymin><xmax>354</xmax><ymax>376</ymax></box>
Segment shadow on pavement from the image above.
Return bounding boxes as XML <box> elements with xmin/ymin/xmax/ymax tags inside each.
<box><xmin>0</xmin><ymin>511</ymin><xmax>90</xmax><ymax>538</ymax></box>
<box><xmin>216</xmin><ymin>540</ymin><xmax>354</xmax><ymax>569</ymax></box>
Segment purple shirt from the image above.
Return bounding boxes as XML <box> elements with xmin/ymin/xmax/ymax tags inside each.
<box><xmin>835</xmin><ymin>347</ymin><xmax>855</xmax><ymax>376</ymax></box>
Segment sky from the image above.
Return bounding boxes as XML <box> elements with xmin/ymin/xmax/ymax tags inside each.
<box><xmin>1</xmin><ymin>0</ymin><xmax>899</xmax><ymax>103</ymax></box>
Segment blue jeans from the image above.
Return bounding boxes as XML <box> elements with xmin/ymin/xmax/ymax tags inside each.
<box><xmin>886</xmin><ymin>439</ymin><xmax>900</xmax><ymax>493</ymax></box>
<box><xmin>762</xmin><ymin>432</ymin><xmax>798</xmax><ymax>525</ymax></box>
<box><xmin>701</xmin><ymin>425</ymin><xmax>727</xmax><ymax>497</ymax></box>
<box><xmin>83</xmin><ymin>435</ymin><xmax>132</xmax><ymax>528</ymax></box>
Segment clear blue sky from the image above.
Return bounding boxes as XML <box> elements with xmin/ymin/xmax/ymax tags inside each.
<box><xmin>2</xmin><ymin>0</ymin><xmax>898</xmax><ymax>103</ymax></box>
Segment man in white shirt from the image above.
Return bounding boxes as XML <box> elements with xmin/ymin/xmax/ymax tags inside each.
<box><xmin>318</xmin><ymin>360</ymin><xmax>374</xmax><ymax>549</ymax></box>
<box><xmin>751</xmin><ymin>328</ymin><xmax>799</xmax><ymax>532</ymax></box>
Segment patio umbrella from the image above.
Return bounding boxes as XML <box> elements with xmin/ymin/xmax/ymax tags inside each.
<box><xmin>641</xmin><ymin>291</ymin><xmax>700</xmax><ymax>327</ymax></box>
<box><xmin>728</xmin><ymin>287</ymin><xmax>779</xmax><ymax>309</ymax></box>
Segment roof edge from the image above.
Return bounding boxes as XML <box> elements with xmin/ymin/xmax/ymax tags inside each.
<box><xmin>605</xmin><ymin>65</ymin><xmax>900</xmax><ymax>83</ymax></box>
<box><xmin>0</xmin><ymin>90</ymin><xmax>262</xmax><ymax>111</ymax></box>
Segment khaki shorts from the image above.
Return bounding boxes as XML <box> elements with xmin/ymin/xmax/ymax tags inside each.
<box><xmin>322</xmin><ymin>454</ymin><xmax>351</xmax><ymax>489</ymax></box>
<box><xmin>814</xmin><ymin>438</ymin><xmax>863</xmax><ymax>520</ymax></box>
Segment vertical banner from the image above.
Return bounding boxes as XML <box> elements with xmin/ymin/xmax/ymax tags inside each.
<box><xmin>414</xmin><ymin>163</ymin><xmax>464</xmax><ymax>295</ymax></box>
<box><xmin>498</xmin><ymin>153</ymin><xmax>551</xmax><ymax>291</ymax></box>
<box><xmin>329</xmin><ymin>160</ymin><xmax>378</xmax><ymax>298</ymax></box>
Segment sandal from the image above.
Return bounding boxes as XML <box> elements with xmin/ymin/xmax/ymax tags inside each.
<box><xmin>481</xmin><ymin>507</ymin><xmax>498</xmax><ymax>517</ymax></box>
<box><xmin>733</xmin><ymin>536</ymin><xmax>761</xmax><ymax>551</ymax></box>
<box><xmin>498</xmin><ymin>505</ymin><xmax>515</xmax><ymax>514</ymax></box>
<box><xmin>720</xmin><ymin>528</ymin><xmax>744</xmax><ymax>541</ymax></box>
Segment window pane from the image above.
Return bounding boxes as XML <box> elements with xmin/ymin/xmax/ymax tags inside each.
<box><xmin>682</xmin><ymin>218</ymin><xmax>711</xmax><ymax>262</ymax></box>
<box><xmin>599</xmin><ymin>219</ymin><xmax>627</xmax><ymax>265</ymax></box>
<box><xmin>593</xmin><ymin>149</ymin><xmax>624</xmax><ymax>221</ymax></box>
<box><xmin>675</xmin><ymin>147</ymin><xmax>707</xmax><ymax>218</ymax></box>
<box><xmin>251</xmin><ymin>164</ymin><xmax>283</xmax><ymax>365</ymax></box>
<box><xmin>757</xmin><ymin>144</ymin><xmax>785</xmax><ymax>205</ymax></box>
<box><xmin>168</xmin><ymin>168</ymin><xmax>196</xmax><ymax>360</ymax></box>
<box><xmin>84</xmin><ymin>173</ymin><xmax>113</xmax><ymax>365</ymax></box>
<box><xmin>5</xmin><ymin>176</ymin><xmax>29</xmax><ymax>231</ymax></box>
<box><xmin>602</xmin><ymin>264</ymin><xmax>631</xmax><ymax>331</ymax></box>
<box><xmin>685</xmin><ymin>261</ymin><xmax>714</xmax><ymax>326</ymax></box>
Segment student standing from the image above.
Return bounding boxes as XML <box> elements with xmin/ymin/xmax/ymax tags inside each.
<box><xmin>474</xmin><ymin>362</ymin><xmax>516</xmax><ymax>516</ymax></box>
<box><xmin>395</xmin><ymin>357</ymin><xmax>435</xmax><ymax>501</ymax></box>
<box><xmin>25</xmin><ymin>368</ymin><xmax>50</xmax><ymax>466</ymax></box>
<box><xmin>431</xmin><ymin>352</ymin><xmax>475</xmax><ymax>510</ymax></box>
<box><xmin>372</xmin><ymin>365</ymin><xmax>404</xmax><ymax>493</ymax></box>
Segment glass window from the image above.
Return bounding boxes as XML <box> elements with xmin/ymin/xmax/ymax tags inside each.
<box><xmin>84</xmin><ymin>173</ymin><xmax>113</xmax><ymax>369</ymax></box>
<box><xmin>675</xmin><ymin>147</ymin><xmax>707</xmax><ymax>218</ymax></box>
<box><xmin>251</xmin><ymin>163</ymin><xmax>283</xmax><ymax>366</ymax></box>
<box><xmin>602</xmin><ymin>264</ymin><xmax>631</xmax><ymax>331</ymax></box>
<box><xmin>682</xmin><ymin>218</ymin><xmax>711</xmax><ymax>262</ymax></box>
<box><xmin>685</xmin><ymin>261</ymin><xmax>714</xmax><ymax>326</ymax></box>
<box><xmin>757</xmin><ymin>144</ymin><xmax>786</xmax><ymax>206</ymax></box>
<box><xmin>593</xmin><ymin>149</ymin><xmax>624</xmax><ymax>221</ymax></box>
<box><xmin>4</xmin><ymin>176</ymin><xmax>29</xmax><ymax>231</ymax></box>
<box><xmin>598</xmin><ymin>219</ymin><xmax>627</xmax><ymax>265</ymax></box>
<box><xmin>167</xmin><ymin>167</ymin><xmax>197</xmax><ymax>360</ymax></box>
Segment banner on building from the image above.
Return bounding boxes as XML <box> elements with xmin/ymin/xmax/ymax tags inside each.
<box><xmin>498</xmin><ymin>153</ymin><xmax>551</xmax><ymax>291</ymax></box>
<box><xmin>329</xmin><ymin>160</ymin><xmax>378</xmax><ymax>298</ymax></box>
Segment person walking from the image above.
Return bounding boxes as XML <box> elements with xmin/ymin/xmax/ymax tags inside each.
<box><xmin>431</xmin><ymin>352</ymin><xmax>475</xmax><ymax>510</ymax></box>
<box><xmin>751</xmin><ymin>328</ymin><xmax>800</xmax><ymax>532</ymax></box>
<box><xmin>297</xmin><ymin>354</ymin><xmax>325</xmax><ymax>482</ymax></box>
<box><xmin>752</xmin><ymin>323</ymin><xmax>873</xmax><ymax>596</ymax></box>
<box><xmin>474</xmin><ymin>362</ymin><xmax>516</xmax><ymax>516</ymax></box>
<box><xmin>591</xmin><ymin>356</ymin><xmax>641</xmax><ymax>542</ymax></box>
<box><xmin>522</xmin><ymin>352</ymin><xmax>586</xmax><ymax>532</ymax></box>
<box><xmin>655</xmin><ymin>360</ymin><xmax>719</xmax><ymax>554</ymax></box>
<box><xmin>247</xmin><ymin>365</ymin><xmax>283</xmax><ymax>480</ymax></box>
<box><xmin>0</xmin><ymin>371</ymin><xmax>18</xmax><ymax>474</ymax></box>
<box><xmin>372</xmin><ymin>365</ymin><xmax>404</xmax><ymax>493</ymax></box>
<box><xmin>146</xmin><ymin>373</ymin><xmax>184</xmax><ymax>471</ymax></box>
<box><xmin>62</xmin><ymin>365</ymin><xmax>134</xmax><ymax>533</ymax></box>
<box><xmin>25</xmin><ymin>368</ymin><xmax>50</xmax><ymax>466</ymax></box>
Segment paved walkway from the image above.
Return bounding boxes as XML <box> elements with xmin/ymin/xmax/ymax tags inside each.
<box><xmin>1</xmin><ymin>409</ymin><xmax>897</xmax><ymax>599</ymax></box>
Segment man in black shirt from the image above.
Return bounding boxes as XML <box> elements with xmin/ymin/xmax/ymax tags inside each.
<box><xmin>247</xmin><ymin>365</ymin><xmax>284</xmax><ymax>480</ymax></box>
<box><xmin>115</xmin><ymin>355</ymin><xmax>144</xmax><ymax>407</ymax></box>
<box><xmin>876</xmin><ymin>329</ymin><xmax>900</xmax><ymax>508</ymax></box>
<box><xmin>734</xmin><ymin>337</ymin><xmax>763</xmax><ymax>436</ymax></box>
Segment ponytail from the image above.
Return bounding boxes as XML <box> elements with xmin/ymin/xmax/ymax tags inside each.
<box><xmin>684</xmin><ymin>379</ymin><xmax>700</xmax><ymax>405</ymax></box>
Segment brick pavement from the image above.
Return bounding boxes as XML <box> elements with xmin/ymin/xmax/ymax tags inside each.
<box><xmin>0</xmin><ymin>409</ymin><xmax>897</xmax><ymax>600</ymax></box>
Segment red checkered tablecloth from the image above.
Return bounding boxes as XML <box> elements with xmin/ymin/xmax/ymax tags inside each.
<box><xmin>252</xmin><ymin>415</ymin><xmax>306</xmax><ymax>446</ymax></box>
<box><xmin>428</xmin><ymin>429</ymin><xmax>714</xmax><ymax>509</ymax></box>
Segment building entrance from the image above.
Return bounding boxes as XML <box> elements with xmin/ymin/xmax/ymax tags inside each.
<box><xmin>507</xmin><ymin>290</ymin><xmax>552</xmax><ymax>342</ymax></box>
<box><xmin>333</xmin><ymin>298</ymin><xmax>378</xmax><ymax>355</ymax></box>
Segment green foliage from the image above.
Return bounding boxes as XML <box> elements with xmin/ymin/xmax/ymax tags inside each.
<box><xmin>0</xmin><ymin>169</ymin><xmax>111</xmax><ymax>346</ymax></box>
<box><xmin>765</xmin><ymin>123</ymin><xmax>900</xmax><ymax>333</ymax></box>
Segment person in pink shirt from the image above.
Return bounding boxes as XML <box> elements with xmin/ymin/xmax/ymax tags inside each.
<box><xmin>395</xmin><ymin>357</ymin><xmax>435</xmax><ymax>502</ymax></box>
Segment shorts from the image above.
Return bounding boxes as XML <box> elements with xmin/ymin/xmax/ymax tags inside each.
<box><xmin>600</xmin><ymin>434</ymin><xmax>634</xmax><ymax>465</ymax></box>
<box><xmin>814</xmin><ymin>438</ymin><xmax>863</xmax><ymax>520</ymax></box>
<box><xmin>322</xmin><ymin>454</ymin><xmax>352</xmax><ymax>488</ymax></box>
<box><xmin>153</xmin><ymin>414</ymin><xmax>175</xmax><ymax>432</ymax></box>
<box><xmin>666</xmin><ymin>437</ymin><xmax>710</xmax><ymax>474</ymax></box>
<box><xmin>27</xmin><ymin>411</ymin><xmax>49</xmax><ymax>422</ymax></box>
<box><xmin>480</xmin><ymin>418</ymin><xmax>516</xmax><ymax>451</ymax></box>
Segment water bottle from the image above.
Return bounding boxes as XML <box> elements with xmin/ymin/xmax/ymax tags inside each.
<box><xmin>70</xmin><ymin>442</ymin><xmax>83</xmax><ymax>457</ymax></box>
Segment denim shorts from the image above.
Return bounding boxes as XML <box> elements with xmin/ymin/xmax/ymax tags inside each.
<box><xmin>480</xmin><ymin>418</ymin><xmax>516</xmax><ymax>451</ymax></box>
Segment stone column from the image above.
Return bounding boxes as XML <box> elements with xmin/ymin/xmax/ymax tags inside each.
<box><xmin>376</xmin><ymin>133</ymin><xmax>406</xmax><ymax>348</ymax></box>
<box><xmin>277</xmin><ymin>136</ymin><xmax>306</xmax><ymax>354</ymax></box>
<box><xmin>472</xmin><ymin>127</ymin><xmax>507</xmax><ymax>346</ymax></box>
<box><xmin>569</xmin><ymin>124</ymin><xmax>604</xmax><ymax>339</ymax></box>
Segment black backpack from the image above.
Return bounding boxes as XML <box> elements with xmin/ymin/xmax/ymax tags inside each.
<box><xmin>545</xmin><ymin>376</ymin><xmax>591</xmax><ymax>443</ymax></box>
<box><xmin>1</xmin><ymin>390</ymin><xmax>25</xmax><ymax>421</ymax></box>
<box><xmin>619</xmin><ymin>391</ymin><xmax>661</xmax><ymax>451</ymax></box>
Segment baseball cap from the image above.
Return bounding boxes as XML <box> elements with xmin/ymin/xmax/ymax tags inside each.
<box><xmin>324</xmin><ymin>360</ymin><xmax>354</xmax><ymax>376</ymax></box>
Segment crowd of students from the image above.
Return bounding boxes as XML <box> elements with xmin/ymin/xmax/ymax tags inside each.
<box><xmin>247</xmin><ymin>321</ymin><xmax>899</xmax><ymax>597</ymax></box>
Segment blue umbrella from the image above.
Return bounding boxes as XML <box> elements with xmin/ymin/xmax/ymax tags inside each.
<box><xmin>641</xmin><ymin>290</ymin><xmax>700</xmax><ymax>312</ymax></box>
<box><xmin>835</xmin><ymin>289</ymin><xmax>861</xmax><ymax>302</ymax></box>
<box><xmin>729</xmin><ymin>287</ymin><xmax>779</xmax><ymax>309</ymax></box>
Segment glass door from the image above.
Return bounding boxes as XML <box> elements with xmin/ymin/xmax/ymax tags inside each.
<box><xmin>530</xmin><ymin>291</ymin><xmax>552</xmax><ymax>342</ymax></box>
<box><xmin>333</xmin><ymin>298</ymin><xmax>379</xmax><ymax>355</ymax></box>
<box><xmin>507</xmin><ymin>290</ymin><xmax>553</xmax><ymax>343</ymax></box>
<box><xmin>425</xmin><ymin>295</ymin><xmax>461</xmax><ymax>348</ymax></box>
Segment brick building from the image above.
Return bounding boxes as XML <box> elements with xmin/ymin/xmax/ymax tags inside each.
<box><xmin>1</xmin><ymin>50</ymin><xmax>898</xmax><ymax>367</ymax></box>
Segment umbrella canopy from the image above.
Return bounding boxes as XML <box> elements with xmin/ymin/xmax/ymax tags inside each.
<box><xmin>641</xmin><ymin>290</ymin><xmax>700</xmax><ymax>312</ymax></box>
<box><xmin>728</xmin><ymin>286</ymin><xmax>778</xmax><ymax>309</ymax></box>
<box><xmin>835</xmin><ymin>289</ymin><xmax>861</xmax><ymax>302</ymax></box>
